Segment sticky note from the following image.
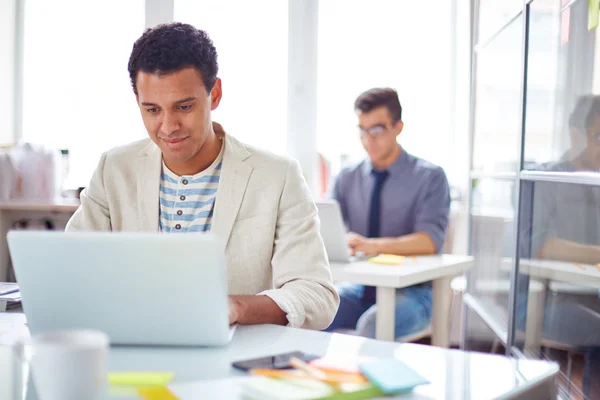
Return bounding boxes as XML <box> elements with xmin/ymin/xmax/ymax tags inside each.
<box><xmin>241</xmin><ymin>376</ymin><xmax>383</xmax><ymax>400</ymax></box>
<box><xmin>108</xmin><ymin>372</ymin><xmax>175</xmax><ymax>387</ymax></box>
<box><xmin>590</xmin><ymin>0</ymin><xmax>599</xmax><ymax>30</ymax></box>
<box><xmin>309</xmin><ymin>356</ymin><xmax>376</xmax><ymax>374</ymax></box>
<box><xmin>368</xmin><ymin>254</ymin><xmax>406</xmax><ymax>265</ymax></box>
<box><xmin>138</xmin><ymin>386</ymin><xmax>180</xmax><ymax>400</ymax></box>
<box><xmin>358</xmin><ymin>359</ymin><xmax>429</xmax><ymax>394</ymax></box>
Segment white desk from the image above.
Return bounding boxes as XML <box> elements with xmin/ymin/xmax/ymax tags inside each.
<box><xmin>520</xmin><ymin>258</ymin><xmax>600</xmax><ymax>289</ymax></box>
<box><xmin>513</xmin><ymin>259</ymin><xmax>600</xmax><ymax>356</ymax></box>
<box><xmin>0</xmin><ymin>322</ymin><xmax>559</xmax><ymax>400</ymax></box>
<box><xmin>0</xmin><ymin>199</ymin><xmax>79</xmax><ymax>281</ymax></box>
<box><xmin>330</xmin><ymin>254</ymin><xmax>473</xmax><ymax>346</ymax></box>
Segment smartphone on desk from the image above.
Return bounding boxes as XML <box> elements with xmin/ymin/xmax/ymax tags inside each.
<box><xmin>231</xmin><ymin>351</ymin><xmax>320</xmax><ymax>371</ymax></box>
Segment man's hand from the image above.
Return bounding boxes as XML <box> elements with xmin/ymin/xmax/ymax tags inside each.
<box><xmin>228</xmin><ymin>295</ymin><xmax>287</xmax><ymax>326</ymax></box>
<box><xmin>228</xmin><ymin>296</ymin><xmax>245</xmax><ymax>325</ymax></box>
<box><xmin>347</xmin><ymin>232</ymin><xmax>379</xmax><ymax>256</ymax></box>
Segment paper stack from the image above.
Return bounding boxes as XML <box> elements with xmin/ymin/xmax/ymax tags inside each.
<box><xmin>0</xmin><ymin>283</ymin><xmax>21</xmax><ymax>312</ymax></box>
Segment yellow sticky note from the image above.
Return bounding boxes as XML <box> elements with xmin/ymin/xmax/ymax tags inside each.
<box><xmin>590</xmin><ymin>0</ymin><xmax>599</xmax><ymax>30</ymax></box>
<box><xmin>108</xmin><ymin>372</ymin><xmax>174</xmax><ymax>387</ymax></box>
<box><xmin>138</xmin><ymin>386</ymin><xmax>180</xmax><ymax>400</ymax></box>
<box><xmin>368</xmin><ymin>254</ymin><xmax>406</xmax><ymax>265</ymax></box>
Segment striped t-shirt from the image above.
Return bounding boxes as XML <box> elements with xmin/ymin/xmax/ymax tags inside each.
<box><xmin>158</xmin><ymin>152</ymin><xmax>223</xmax><ymax>233</ymax></box>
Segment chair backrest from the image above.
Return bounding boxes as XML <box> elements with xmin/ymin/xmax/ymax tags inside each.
<box><xmin>442</xmin><ymin>203</ymin><xmax>460</xmax><ymax>253</ymax></box>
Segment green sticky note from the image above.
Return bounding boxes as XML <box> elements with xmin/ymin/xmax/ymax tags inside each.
<box><xmin>590</xmin><ymin>0</ymin><xmax>599</xmax><ymax>30</ymax></box>
<box><xmin>108</xmin><ymin>372</ymin><xmax>175</xmax><ymax>387</ymax></box>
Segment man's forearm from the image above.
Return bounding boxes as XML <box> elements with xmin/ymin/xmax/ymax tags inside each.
<box><xmin>372</xmin><ymin>232</ymin><xmax>437</xmax><ymax>256</ymax></box>
<box><xmin>230</xmin><ymin>295</ymin><xmax>288</xmax><ymax>326</ymax></box>
<box><xmin>539</xmin><ymin>237</ymin><xmax>600</xmax><ymax>264</ymax></box>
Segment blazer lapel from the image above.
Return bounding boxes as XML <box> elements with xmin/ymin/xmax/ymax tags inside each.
<box><xmin>137</xmin><ymin>141</ymin><xmax>162</xmax><ymax>232</ymax></box>
<box><xmin>212</xmin><ymin>135</ymin><xmax>252</xmax><ymax>247</ymax></box>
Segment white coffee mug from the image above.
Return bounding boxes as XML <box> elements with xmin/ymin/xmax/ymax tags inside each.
<box><xmin>14</xmin><ymin>330</ymin><xmax>109</xmax><ymax>400</ymax></box>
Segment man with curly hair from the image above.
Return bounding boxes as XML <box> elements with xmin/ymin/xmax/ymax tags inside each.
<box><xmin>66</xmin><ymin>23</ymin><xmax>339</xmax><ymax>330</ymax></box>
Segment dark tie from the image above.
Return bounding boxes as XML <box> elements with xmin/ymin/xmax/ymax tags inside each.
<box><xmin>363</xmin><ymin>169</ymin><xmax>389</xmax><ymax>303</ymax></box>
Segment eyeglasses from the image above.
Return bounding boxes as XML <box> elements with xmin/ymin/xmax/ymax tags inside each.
<box><xmin>359</xmin><ymin>124</ymin><xmax>389</xmax><ymax>138</ymax></box>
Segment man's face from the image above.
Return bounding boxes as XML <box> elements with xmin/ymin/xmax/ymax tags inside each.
<box><xmin>585</xmin><ymin>114</ymin><xmax>600</xmax><ymax>168</ymax></box>
<box><xmin>358</xmin><ymin>106</ymin><xmax>403</xmax><ymax>163</ymax></box>
<box><xmin>135</xmin><ymin>67</ymin><xmax>222</xmax><ymax>167</ymax></box>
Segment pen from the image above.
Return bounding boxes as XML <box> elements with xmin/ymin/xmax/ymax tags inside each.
<box><xmin>250</xmin><ymin>363</ymin><xmax>367</xmax><ymax>385</ymax></box>
<box><xmin>289</xmin><ymin>357</ymin><xmax>330</xmax><ymax>380</ymax></box>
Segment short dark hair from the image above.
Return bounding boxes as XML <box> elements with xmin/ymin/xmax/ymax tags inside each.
<box><xmin>354</xmin><ymin>87</ymin><xmax>402</xmax><ymax>123</ymax></box>
<box><xmin>127</xmin><ymin>22</ymin><xmax>218</xmax><ymax>95</ymax></box>
<box><xmin>569</xmin><ymin>95</ymin><xmax>595</xmax><ymax>133</ymax></box>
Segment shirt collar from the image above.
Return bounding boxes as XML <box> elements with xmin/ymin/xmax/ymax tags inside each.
<box><xmin>361</xmin><ymin>145</ymin><xmax>410</xmax><ymax>177</ymax></box>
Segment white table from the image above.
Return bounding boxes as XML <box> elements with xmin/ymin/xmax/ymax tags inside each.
<box><xmin>330</xmin><ymin>254</ymin><xmax>473</xmax><ymax>346</ymax></box>
<box><xmin>0</xmin><ymin>198</ymin><xmax>79</xmax><ymax>281</ymax></box>
<box><xmin>520</xmin><ymin>258</ymin><xmax>600</xmax><ymax>288</ymax></box>
<box><xmin>514</xmin><ymin>259</ymin><xmax>600</xmax><ymax>356</ymax></box>
<box><xmin>0</xmin><ymin>323</ymin><xmax>559</xmax><ymax>399</ymax></box>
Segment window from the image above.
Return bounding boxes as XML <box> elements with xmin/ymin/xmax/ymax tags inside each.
<box><xmin>477</xmin><ymin>0</ymin><xmax>523</xmax><ymax>44</ymax></box>
<box><xmin>316</xmin><ymin>0</ymin><xmax>453</xmax><ymax>182</ymax></box>
<box><xmin>471</xmin><ymin>15</ymin><xmax>523</xmax><ymax>174</ymax></box>
<box><xmin>21</xmin><ymin>0</ymin><xmax>145</xmax><ymax>188</ymax></box>
<box><xmin>174</xmin><ymin>0</ymin><xmax>288</xmax><ymax>155</ymax></box>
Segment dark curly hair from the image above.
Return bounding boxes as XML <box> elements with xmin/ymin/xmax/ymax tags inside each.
<box><xmin>127</xmin><ymin>22</ymin><xmax>218</xmax><ymax>95</ymax></box>
<box><xmin>354</xmin><ymin>87</ymin><xmax>402</xmax><ymax>123</ymax></box>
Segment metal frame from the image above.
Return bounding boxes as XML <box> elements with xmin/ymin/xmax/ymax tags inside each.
<box><xmin>460</xmin><ymin>0</ymin><xmax>478</xmax><ymax>351</ymax></box>
<box><xmin>521</xmin><ymin>170</ymin><xmax>600</xmax><ymax>186</ymax></box>
<box><xmin>465</xmin><ymin>0</ymin><xmax>479</xmax><ymax>252</ymax></box>
<box><xmin>13</xmin><ymin>0</ymin><xmax>24</xmax><ymax>143</ymax></box>
<box><xmin>506</xmin><ymin>2</ymin><xmax>530</xmax><ymax>357</ymax></box>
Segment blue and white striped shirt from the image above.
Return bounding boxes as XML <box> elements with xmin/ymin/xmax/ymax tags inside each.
<box><xmin>159</xmin><ymin>152</ymin><xmax>223</xmax><ymax>233</ymax></box>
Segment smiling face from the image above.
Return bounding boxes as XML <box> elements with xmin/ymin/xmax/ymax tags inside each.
<box><xmin>135</xmin><ymin>67</ymin><xmax>223</xmax><ymax>175</ymax></box>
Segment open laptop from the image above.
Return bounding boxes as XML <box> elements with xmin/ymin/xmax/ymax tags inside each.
<box><xmin>316</xmin><ymin>200</ymin><xmax>369</xmax><ymax>263</ymax></box>
<box><xmin>7</xmin><ymin>230</ymin><xmax>234</xmax><ymax>346</ymax></box>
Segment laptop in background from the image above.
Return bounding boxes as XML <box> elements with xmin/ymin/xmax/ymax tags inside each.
<box><xmin>8</xmin><ymin>230</ymin><xmax>233</xmax><ymax>346</ymax></box>
<box><xmin>316</xmin><ymin>200</ymin><xmax>369</xmax><ymax>263</ymax></box>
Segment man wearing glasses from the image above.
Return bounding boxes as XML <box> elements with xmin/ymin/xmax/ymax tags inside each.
<box><xmin>324</xmin><ymin>87</ymin><xmax>451</xmax><ymax>339</ymax></box>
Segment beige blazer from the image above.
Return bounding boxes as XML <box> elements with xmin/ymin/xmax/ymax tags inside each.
<box><xmin>65</xmin><ymin>131</ymin><xmax>339</xmax><ymax>330</ymax></box>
